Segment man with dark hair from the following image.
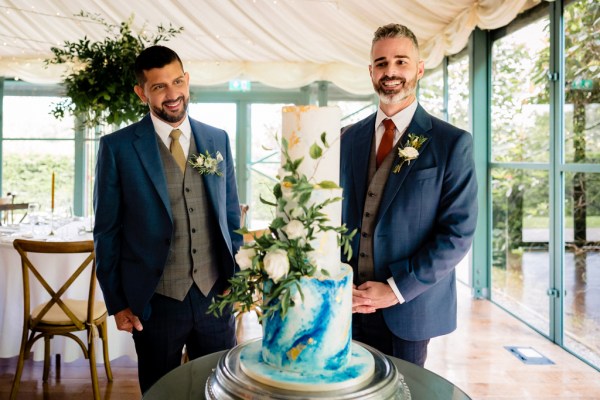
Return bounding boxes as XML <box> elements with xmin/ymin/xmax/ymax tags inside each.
<box><xmin>341</xmin><ymin>24</ymin><xmax>478</xmax><ymax>367</ymax></box>
<box><xmin>94</xmin><ymin>45</ymin><xmax>242</xmax><ymax>392</ymax></box>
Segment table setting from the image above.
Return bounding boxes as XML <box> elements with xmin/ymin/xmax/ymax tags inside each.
<box><xmin>0</xmin><ymin>198</ymin><xmax>135</xmax><ymax>363</ymax></box>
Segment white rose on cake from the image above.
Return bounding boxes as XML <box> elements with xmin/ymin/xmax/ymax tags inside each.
<box><xmin>235</xmin><ymin>247</ymin><xmax>256</xmax><ymax>270</ymax></box>
<box><xmin>282</xmin><ymin>220</ymin><xmax>305</xmax><ymax>240</ymax></box>
<box><xmin>263</xmin><ymin>249</ymin><xmax>289</xmax><ymax>283</ymax></box>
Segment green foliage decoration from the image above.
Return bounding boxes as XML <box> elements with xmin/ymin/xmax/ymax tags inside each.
<box><xmin>208</xmin><ymin>135</ymin><xmax>356</xmax><ymax>321</ymax></box>
<box><xmin>45</xmin><ymin>11</ymin><xmax>183</xmax><ymax>129</ymax></box>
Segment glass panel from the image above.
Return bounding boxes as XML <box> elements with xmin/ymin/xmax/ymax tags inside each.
<box><xmin>419</xmin><ymin>64</ymin><xmax>445</xmax><ymax>120</ymax></box>
<box><xmin>491</xmin><ymin>168</ymin><xmax>550</xmax><ymax>336</ymax></box>
<box><xmin>2</xmin><ymin>140</ymin><xmax>74</xmax><ymax>213</ymax></box>
<box><xmin>84</xmin><ymin>131</ymin><xmax>101</xmax><ymax>218</ymax></box>
<box><xmin>248</xmin><ymin>103</ymin><xmax>291</xmax><ymax>229</ymax></box>
<box><xmin>3</xmin><ymin>96</ymin><xmax>75</xmax><ymax>139</ymax></box>
<box><xmin>329</xmin><ymin>100</ymin><xmax>376</xmax><ymax>126</ymax></box>
<box><xmin>448</xmin><ymin>56</ymin><xmax>469</xmax><ymax>131</ymax></box>
<box><xmin>188</xmin><ymin>103</ymin><xmax>237</xmax><ymax>160</ymax></box>
<box><xmin>564</xmin><ymin>0</ymin><xmax>600</xmax><ymax>164</ymax></box>
<box><xmin>491</xmin><ymin>18</ymin><xmax>550</xmax><ymax>163</ymax></box>
<box><xmin>564</xmin><ymin>171</ymin><xmax>600</xmax><ymax>367</ymax></box>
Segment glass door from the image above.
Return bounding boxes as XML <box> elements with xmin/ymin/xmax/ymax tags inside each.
<box><xmin>490</xmin><ymin>15</ymin><xmax>551</xmax><ymax>336</ymax></box>
<box><xmin>562</xmin><ymin>0</ymin><xmax>600</xmax><ymax>368</ymax></box>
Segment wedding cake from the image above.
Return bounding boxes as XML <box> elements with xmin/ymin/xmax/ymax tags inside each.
<box><xmin>238</xmin><ymin>106</ymin><xmax>374</xmax><ymax>390</ymax></box>
<box><xmin>206</xmin><ymin>106</ymin><xmax>409</xmax><ymax>399</ymax></box>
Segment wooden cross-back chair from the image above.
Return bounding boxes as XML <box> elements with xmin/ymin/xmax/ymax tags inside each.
<box><xmin>10</xmin><ymin>239</ymin><xmax>113</xmax><ymax>400</ymax></box>
<box><xmin>0</xmin><ymin>196</ymin><xmax>28</xmax><ymax>225</ymax></box>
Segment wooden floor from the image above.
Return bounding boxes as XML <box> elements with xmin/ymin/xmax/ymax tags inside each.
<box><xmin>1</xmin><ymin>282</ymin><xmax>599</xmax><ymax>399</ymax></box>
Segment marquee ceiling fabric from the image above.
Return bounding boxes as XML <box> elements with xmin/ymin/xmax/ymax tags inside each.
<box><xmin>0</xmin><ymin>0</ymin><xmax>540</xmax><ymax>95</ymax></box>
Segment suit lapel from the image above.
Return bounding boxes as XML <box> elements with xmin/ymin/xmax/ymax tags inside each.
<box><xmin>376</xmin><ymin>105</ymin><xmax>433</xmax><ymax>225</ymax></box>
<box><xmin>190</xmin><ymin>119</ymin><xmax>220</xmax><ymax>216</ymax></box>
<box><xmin>352</xmin><ymin>114</ymin><xmax>376</xmax><ymax>217</ymax></box>
<box><xmin>133</xmin><ymin>115</ymin><xmax>171</xmax><ymax>214</ymax></box>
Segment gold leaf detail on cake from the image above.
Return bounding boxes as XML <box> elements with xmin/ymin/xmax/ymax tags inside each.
<box><xmin>287</xmin><ymin>343</ymin><xmax>307</xmax><ymax>361</ymax></box>
<box><xmin>289</xmin><ymin>131</ymin><xmax>300</xmax><ymax>149</ymax></box>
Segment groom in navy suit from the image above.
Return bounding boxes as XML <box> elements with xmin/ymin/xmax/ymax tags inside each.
<box><xmin>341</xmin><ymin>24</ymin><xmax>478</xmax><ymax>367</ymax></box>
<box><xmin>94</xmin><ymin>46</ymin><xmax>242</xmax><ymax>392</ymax></box>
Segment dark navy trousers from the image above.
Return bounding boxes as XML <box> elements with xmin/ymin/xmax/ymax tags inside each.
<box><xmin>353</xmin><ymin>310</ymin><xmax>430</xmax><ymax>367</ymax></box>
<box><xmin>133</xmin><ymin>283</ymin><xmax>235</xmax><ymax>393</ymax></box>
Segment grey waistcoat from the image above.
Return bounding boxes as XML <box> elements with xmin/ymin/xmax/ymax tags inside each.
<box><xmin>356</xmin><ymin>138</ymin><xmax>399</xmax><ymax>284</ymax></box>
<box><xmin>155</xmin><ymin>133</ymin><xmax>219</xmax><ymax>300</ymax></box>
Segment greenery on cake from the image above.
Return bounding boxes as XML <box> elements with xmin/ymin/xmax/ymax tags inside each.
<box><xmin>208</xmin><ymin>134</ymin><xmax>355</xmax><ymax>321</ymax></box>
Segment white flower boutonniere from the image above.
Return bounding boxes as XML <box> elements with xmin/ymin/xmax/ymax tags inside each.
<box><xmin>393</xmin><ymin>133</ymin><xmax>428</xmax><ymax>174</ymax></box>
<box><xmin>189</xmin><ymin>150</ymin><xmax>224</xmax><ymax>176</ymax></box>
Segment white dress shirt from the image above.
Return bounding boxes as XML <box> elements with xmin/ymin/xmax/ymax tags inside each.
<box><xmin>151</xmin><ymin>113</ymin><xmax>192</xmax><ymax>158</ymax></box>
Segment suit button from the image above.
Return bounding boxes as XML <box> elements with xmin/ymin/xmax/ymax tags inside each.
<box><xmin>192</xmin><ymin>228</ymin><xmax>196</xmax><ymax>233</ymax></box>
<box><xmin>189</xmin><ymin>207</ymin><xmax>194</xmax><ymax>212</ymax></box>
<box><xmin>185</xmin><ymin>187</ymin><xmax>190</xmax><ymax>193</ymax></box>
<box><xmin>192</xmin><ymin>249</ymin><xmax>197</xmax><ymax>254</ymax></box>
<box><xmin>165</xmin><ymin>239</ymin><xmax>171</xmax><ymax>245</ymax></box>
<box><xmin>360</xmin><ymin>252</ymin><xmax>367</xmax><ymax>258</ymax></box>
<box><xmin>365</xmin><ymin>212</ymin><xmax>371</xmax><ymax>217</ymax></box>
<box><xmin>362</xmin><ymin>232</ymin><xmax>368</xmax><ymax>238</ymax></box>
<box><xmin>193</xmin><ymin>269</ymin><xmax>198</xmax><ymax>274</ymax></box>
<box><xmin>368</xmin><ymin>192</ymin><xmax>375</xmax><ymax>197</ymax></box>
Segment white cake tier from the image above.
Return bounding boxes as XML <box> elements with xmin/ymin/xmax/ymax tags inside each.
<box><xmin>261</xmin><ymin>264</ymin><xmax>353</xmax><ymax>372</ymax></box>
<box><xmin>281</xmin><ymin>105</ymin><xmax>341</xmax><ymax>184</ymax></box>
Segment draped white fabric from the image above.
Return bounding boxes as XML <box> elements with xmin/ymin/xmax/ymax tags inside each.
<box><xmin>0</xmin><ymin>0</ymin><xmax>540</xmax><ymax>94</ymax></box>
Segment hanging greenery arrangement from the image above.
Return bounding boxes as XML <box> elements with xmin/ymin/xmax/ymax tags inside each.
<box><xmin>45</xmin><ymin>11</ymin><xmax>183</xmax><ymax>129</ymax></box>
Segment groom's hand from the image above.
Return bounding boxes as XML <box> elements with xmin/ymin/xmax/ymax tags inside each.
<box><xmin>352</xmin><ymin>281</ymin><xmax>399</xmax><ymax>313</ymax></box>
<box><xmin>115</xmin><ymin>308</ymin><xmax>143</xmax><ymax>333</ymax></box>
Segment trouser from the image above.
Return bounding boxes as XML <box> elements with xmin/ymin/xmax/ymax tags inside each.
<box><xmin>352</xmin><ymin>310</ymin><xmax>430</xmax><ymax>367</ymax></box>
<box><xmin>132</xmin><ymin>283</ymin><xmax>235</xmax><ymax>393</ymax></box>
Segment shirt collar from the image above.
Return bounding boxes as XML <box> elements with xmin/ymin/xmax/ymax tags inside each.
<box><xmin>150</xmin><ymin>113</ymin><xmax>192</xmax><ymax>143</ymax></box>
<box><xmin>375</xmin><ymin>100</ymin><xmax>418</xmax><ymax>135</ymax></box>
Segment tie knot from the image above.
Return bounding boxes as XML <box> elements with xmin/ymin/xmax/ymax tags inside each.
<box><xmin>170</xmin><ymin>129</ymin><xmax>182</xmax><ymax>140</ymax></box>
<box><xmin>382</xmin><ymin>119</ymin><xmax>395</xmax><ymax>132</ymax></box>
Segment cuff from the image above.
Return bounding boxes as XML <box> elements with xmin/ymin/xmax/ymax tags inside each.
<box><xmin>387</xmin><ymin>277</ymin><xmax>405</xmax><ymax>304</ymax></box>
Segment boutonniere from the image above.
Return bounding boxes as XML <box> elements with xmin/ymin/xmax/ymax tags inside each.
<box><xmin>393</xmin><ymin>133</ymin><xmax>428</xmax><ymax>174</ymax></box>
<box><xmin>189</xmin><ymin>150</ymin><xmax>224</xmax><ymax>176</ymax></box>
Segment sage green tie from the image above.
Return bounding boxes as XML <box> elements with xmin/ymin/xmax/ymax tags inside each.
<box><xmin>169</xmin><ymin>129</ymin><xmax>186</xmax><ymax>172</ymax></box>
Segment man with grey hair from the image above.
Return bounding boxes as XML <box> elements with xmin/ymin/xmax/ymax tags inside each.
<box><xmin>341</xmin><ymin>23</ymin><xmax>478</xmax><ymax>366</ymax></box>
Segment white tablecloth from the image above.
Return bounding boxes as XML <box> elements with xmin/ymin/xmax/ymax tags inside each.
<box><xmin>0</xmin><ymin>220</ymin><xmax>137</xmax><ymax>363</ymax></box>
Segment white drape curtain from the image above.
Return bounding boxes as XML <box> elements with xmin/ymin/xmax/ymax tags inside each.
<box><xmin>0</xmin><ymin>0</ymin><xmax>541</xmax><ymax>94</ymax></box>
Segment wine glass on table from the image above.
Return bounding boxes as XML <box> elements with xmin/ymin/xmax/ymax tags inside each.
<box><xmin>27</xmin><ymin>203</ymin><xmax>39</xmax><ymax>236</ymax></box>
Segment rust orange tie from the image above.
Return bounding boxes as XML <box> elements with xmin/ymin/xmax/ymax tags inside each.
<box><xmin>377</xmin><ymin>119</ymin><xmax>395</xmax><ymax>168</ymax></box>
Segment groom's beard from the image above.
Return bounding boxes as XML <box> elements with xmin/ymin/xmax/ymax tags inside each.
<box><xmin>151</xmin><ymin>95</ymin><xmax>189</xmax><ymax>124</ymax></box>
<box><xmin>374</xmin><ymin>72</ymin><xmax>418</xmax><ymax>105</ymax></box>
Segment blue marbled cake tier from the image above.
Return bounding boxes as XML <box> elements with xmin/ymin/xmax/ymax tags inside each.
<box><xmin>261</xmin><ymin>264</ymin><xmax>353</xmax><ymax>372</ymax></box>
<box><xmin>239</xmin><ymin>340</ymin><xmax>375</xmax><ymax>392</ymax></box>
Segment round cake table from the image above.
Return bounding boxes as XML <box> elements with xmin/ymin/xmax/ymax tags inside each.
<box><xmin>143</xmin><ymin>341</ymin><xmax>471</xmax><ymax>400</ymax></box>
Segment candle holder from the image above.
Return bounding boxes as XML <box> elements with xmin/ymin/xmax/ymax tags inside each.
<box><xmin>48</xmin><ymin>209</ymin><xmax>55</xmax><ymax>236</ymax></box>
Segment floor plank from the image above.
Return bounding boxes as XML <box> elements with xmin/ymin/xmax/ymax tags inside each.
<box><xmin>426</xmin><ymin>283</ymin><xmax>600</xmax><ymax>399</ymax></box>
<box><xmin>1</xmin><ymin>282</ymin><xmax>599</xmax><ymax>399</ymax></box>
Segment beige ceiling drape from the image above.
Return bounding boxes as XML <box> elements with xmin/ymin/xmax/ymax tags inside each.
<box><xmin>0</xmin><ymin>0</ymin><xmax>541</xmax><ymax>94</ymax></box>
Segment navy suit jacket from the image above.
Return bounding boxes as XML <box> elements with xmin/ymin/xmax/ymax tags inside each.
<box><xmin>93</xmin><ymin>114</ymin><xmax>242</xmax><ymax>318</ymax></box>
<box><xmin>341</xmin><ymin>105</ymin><xmax>478</xmax><ymax>341</ymax></box>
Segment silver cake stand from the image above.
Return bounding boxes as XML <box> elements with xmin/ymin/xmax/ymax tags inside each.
<box><xmin>205</xmin><ymin>340</ymin><xmax>411</xmax><ymax>399</ymax></box>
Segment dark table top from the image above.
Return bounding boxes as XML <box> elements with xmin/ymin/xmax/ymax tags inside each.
<box><xmin>144</xmin><ymin>346</ymin><xmax>471</xmax><ymax>400</ymax></box>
